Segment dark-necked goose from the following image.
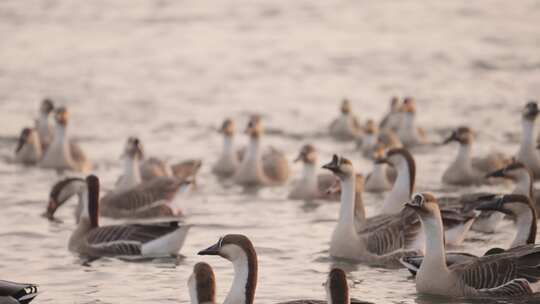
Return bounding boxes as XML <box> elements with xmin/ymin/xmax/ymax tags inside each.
<box><xmin>40</xmin><ymin>106</ymin><xmax>91</xmax><ymax>172</ymax></box>
<box><xmin>394</xmin><ymin>98</ymin><xmax>427</xmax><ymax>148</ymax></box>
<box><xmin>198</xmin><ymin>235</ymin><xmax>371</xmax><ymax>304</ymax></box>
<box><xmin>378</xmin><ymin>148</ymin><xmax>476</xmax><ymax>245</ymax></box>
<box><xmin>517</xmin><ymin>101</ymin><xmax>540</xmax><ymax>179</ymax></box>
<box><xmin>442</xmin><ymin>126</ymin><xmax>510</xmax><ymax>186</ymax></box>
<box><xmin>188</xmin><ymin>262</ymin><xmax>216</xmax><ymax>304</ymax></box>
<box><xmin>288</xmin><ymin>144</ymin><xmax>339</xmax><ymax>201</ymax></box>
<box><xmin>406</xmin><ymin>193</ymin><xmax>540</xmax><ymax>297</ymax></box>
<box><xmin>233</xmin><ymin>115</ymin><xmax>289</xmax><ymax>188</ymax></box>
<box><xmin>0</xmin><ymin>280</ymin><xmax>38</xmax><ymax>304</ymax></box>
<box><xmin>34</xmin><ymin>98</ymin><xmax>54</xmax><ymax>150</ymax></box>
<box><xmin>68</xmin><ymin>175</ymin><xmax>190</xmax><ymax>258</ymax></box>
<box><xmin>322</xmin><ymin>155</ymin><xmax>423</xmax><ymax>268</ymax></box>
<box><xmin>14</xmin><ymin>128</ymin><xmax>42</xmax><ymax>165</ymax></box>
<box><xmin>328</xmin><ymin>99</ymin><xmax>362</xmax><ymax>141</ymax></box>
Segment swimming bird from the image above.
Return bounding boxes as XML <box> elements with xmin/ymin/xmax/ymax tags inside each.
<box><xmin>378</xmin><ymin>148</ymin><xmax>476</xmax><ymax>245</ymax></box>
<box><xmin>379</xmin><ymin>96</ymin><xmax>402</xmax><ymax>132</ymax></box>
<box><xmin>234</xmin><ymin>115</ymin><xmax>289</xmax><ymax>188</ymax></box>
<box><xmin>487</xmin><ymin>161</ymin><xmax>540</xmax><ymax>209</ymax></box>
<box><xmin>364</xmin><ymin>146</ymin><xmax>396</xmax><ymax>193</ymax></box>
<box><xmin>0</xmin><ymin>280</ymin><xmax>38</xmax><ymax>304</ymax></box>
<box><xmin>40</xmin><ymin>106</ymin><xmax>91</xmax><ymax>172</ymax></box>
<box><xmin>34</xmin><ymin>98</ymin><xmax>54</xmax><ymax>150</ymax></box>
<box><xmin>322</xmin><ymin>155</ymin><xmax>423</xmax><ymax>268</ymax></box>
<box><xmin>198</xmin><ymin>235</ymin><xmax>372</xmax><ymax>304</ymax></box>
<box><xmin>405</xmin><ymin>192</ymin><xmax>540</xmax><ymax>298</ymax></box>
<box><xmin>14</xmin><ymin>128</ymin><xmax>42</xmax><ymax>165</ymax></box>
<box><xmin>395</xmin><ymin>98</ymin><xmax>427</xmax><ymax>148</ymax></box>
<box><xmin>213</xmin><ymin>118</ymin><xmax>240</xmax><ymax>178</ymax></box>
<box><xmin>516</xmin><ymin>101</ymin><xmax>540</xmax><ymax>179</ymax></box>
<box><xmin>188</xmin><ymin>262</ymin><xmax>216</xmax><ymax>304</ymax></box>
<box><xmin>68</xmin><ymin>175</ymin><xmax>190</xmax><ymax>258</ymax></box>
<box><xmin>357</xmin><ymin>120</ymin><xmax>401</xmax><ymax>158</ymax></box>
<box><xmin>329</xmin><ymin>99</ymin><xmax>362</xmax><ymax>141</ymax></box>
<box><xmin>288</xmin><ymin>144</ymin><xmax>339</xmax><ymax>201</ymax></box>
<box><xmin>442</xmin><ymin>126</ymin><xmax>510</xmax><ymax>185</ymax></box>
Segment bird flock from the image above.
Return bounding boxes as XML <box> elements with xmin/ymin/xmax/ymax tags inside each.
<box><xmin>4</xmin><ymin>97</ymin><xmax>540</xmax><ymax>303</ymax></box>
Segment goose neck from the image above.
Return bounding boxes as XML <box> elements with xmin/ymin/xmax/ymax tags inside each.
<box><xmin>419</xmin><ymin>212</ymin><xmax>449</xmax><ymax>276</ymax></box>
<box><xmin>337</xmin><ymin>176</ymin><xmax>357</xmax><ymax>228</ymax></box>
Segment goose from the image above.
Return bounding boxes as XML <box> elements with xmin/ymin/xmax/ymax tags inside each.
<box><xmin>40</xmin><ymin>106</ymin><xmax>91</xmax><ymax>172</ymax></box>
<box><xmin>322</xmin><ymin>155</ymin><xmax>423</xmax><ymax>268</ymax></box>
<box><xmin>487</xmin><ymin>161</ymin><xmax>540</xmax><ymax>210</ymax></box>
<box><xmin>213</xmin><ymin>118</ymin><xmax>240</xmax><ymax>178</ymax></box>
<box><xmin>288</xmin><ymin>144</ymin><xmax>339</xmax><ymax>201</ymax></box>
<box><xmin>328</xmin><ymin>99</ymin><xmax>362</xmax><ymax>141</ymax></box>
<box><xmin>34</xmin><ymin>98</ymin><xmax>54</xmax><ymax>150</ymax></box>
<box><xmin>234</xmin><ymin>115</ymin><xmax>289</xmax><ymax>188</ymax></box>
<box><xmin>325</xmin><ymin>171</ymin><xmax>367</xmax><ymax>231</ymax></box>
<box><xmin>405</xmin><ymin>192</ymin><xmax>540</xmax><ymax>298</ymax></box>
<box><xmin>395</xmin><ymin>97</ymin><xmax>427</xmax><ymax>148</ymax></box>
<box><xmin>14</xmin><ymin>128</ymin><xmax>42</xmax><ymax>165</ymax></box>
<box><xmin>0</xmin><ymin>280</ymin><xmax>38</xmax><ymax>304</ymax></box>
<box><xmin>442</xmin><ymin>126</ymin><xmax>510</xmax><ymax>186</ymax></box>
<box><xmin>364</xmin><ymin>146</ymin><xmax>396</xmax><ymax>193</ymax></box>
<box><xmin>379</xmin><ymin>96</ymin><xmax>402</xmax><ymax>132</ymax></box>
<box><xmin>378</xmin><ymin>148</ymin><xmax>476</xmax><ymax>245</ymax></box>
<box><xmin>198</xmin><ymin>235</ymin><xmax>372</xmax><ymax>304</ymax></box>
<box><xmin>357</xmin><ymin>120</ymin><xmax>401</xmax><ymax>158</ymax></box>
<box><xmin>516</xmin><ymin>101</ymin><xmax>540</xmax><ymax>179</ymax></box>
<box><xmin>402</xmin><ymin>193</ymin><xmax>537</xmax><ymax>276</ymax></box>
<box><xmin>44</xmin><ymin>175</ymin><xmax>192</xmax><ymax>221</ymax></box>
<box><xmin>68</xmin><ymin>175</ymin><xmax>190</xmax><ymax>258</ymax></box>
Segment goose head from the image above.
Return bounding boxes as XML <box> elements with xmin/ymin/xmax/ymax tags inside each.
<box><xmin>55</xmin><ymin>106</ymin><xmax>69</xmax><ymax>126</ymax></box>
<box><xmin>324</xmin><ymin>268</ymin><xmax>350</xmax><ymax>304</ymax></box>
<box><xmin>322</xmin><ymin>155</ymin><xmax>354</xmax><ymax>180</ymax></box>
<box><xmin>294</xmin><ymin>144</ymin><xmax>317</xmax><ymax>164</ymax></box>
<box><xmin>486</xmin><ymin>162</ymin><xmax>533</xmax><ymax>182</ymax></box>
<box><xmin>219</xmin><ymin>118</ymin><xmax>235</xmax><ymax>137</ymax></box>
<box><xmin>405</xmin><ymin>192</ymin><xmax>439</xmax><ymax>218</ymax></box>
<box><xmin>245</xmin><ymin>116</ymin><xmax>262</xmax><ymax>138</ymax></box>
<box><xmin>401</xmin><ymin>97</ymin><xmax>417</xmax><ymax>114</ymax></box>
<box><xmin>199</xmin><ymin>234</ymin><xmax>256</xmax><ymax>263</ymax></box>
<box><xmin>124</xmin><ymin>137</ymin><xmax>144</xmax><ymax>159</ymax></box>
<box><xmin>340</xmin><ymin>99</ymin><xmax>351</xmax><ymax>115</ymax></box>
<box><xmin>523</xmin><ymin>101</ymin><xmax>539</xmax><ymax>121</ymax></box>
<box><xmin>45</xmin><ymin>177</ymin><xmax>86</xmax><ymax>220</ymax></box>
<box><xmin>442</xmin><ymin>126</ymin><xmax>473</xmax><ymax>146</ymax></box>
<box><xmin>188</xmin><ymin>262</ymin><xmax>216</xmax><ymax>304</ymax></box>
<box><xmin>40</xmin><ymin>98</ymin><xmax>54</xmax><ymax>114</ymax></box>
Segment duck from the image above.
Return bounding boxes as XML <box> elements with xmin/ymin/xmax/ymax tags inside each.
<box><xmin>40</xmin><ymin>106</ymin><xmax>91</xmax><ymax>172</ymax></box>
<box><xmin>328</xmin><ymin>99</ymin><xmax>362</xmax><ymax>141</ymax></box>
<box><xmin>44</xmin><ymin>174</ymin><xmax>192</xmax><ymax>221</ymax></box>
<box><xmin>212</xmin><ymin>118</ymin><xmax>240</xmax><ymax>178</ymax></box>
<box><xmin>379</xmin><ymin>96</ymin><xmax>402</xmax><ymax>132</ymax></box>
<box><xmin>0</xmin><ymin>280</ymin><xmax>38</xmax><ymax>304</ymax></box>
<box><xmin>405</xmin><ymin>192</ymin><xmax>540</xmax><ymax>298</ymax></box>
<box><xmin>288</xmin><ymin>144</ymin><xmax>339</xmax><ymax>201</ymax></box>
<box><xmin>322</xmin><ymin>155</ymin><xmax>423</xmax><ymax>268</ymax></box>
<box><xmin>357</xmin><ymin>120</ymin><xmax>401</xmax><ymax>158</ymax></box>
<box><xmin>234</xmin><ymin>115</ymin><xmax>289</xmax><ymax>188</ymax></box>
<box><xmin>442</xmin><ymin>126</ymin><xmax>510</xmax><ymax>186</ymax></box>
<box><xmin>401</xmin><ymin>193</ymin><xmax>537</xmax><ymax>276</ymax></box>
<box><xmin>198</xmin><ymin>234</ymin><xmax>372</xmax><ymax>304</ymax></box>
<box><xmin>363</xmin><ymin>146</ymin><xmax>396</xmax><ymax>193</ymax></box>
<box><xmin>378</xmin><ymin>148</ymin><xmax>476</xmax><ymax>245</ymax></box>
<box><xmin>34</xmin><ymin>98</ymin><xmax>54</xmax><ymax>150</ymax></box>
<box><xmin>395</xmin><ymin>97</ymin><xmax>427</xmax><ymax>148</ymax></box>
<box><xmin>516</xmin><ymin>101</ymin><xmax>540</xmax><ymax>179</ymax></box>
<box><xmin>68</xmin><ymin>175</ymin><xmax>191</xmax><ymax>258</ymax></box>
<box><xmin>14</xmin><ymin>128</ymin><xmax>42</xmax><ymax>165</ymax></box>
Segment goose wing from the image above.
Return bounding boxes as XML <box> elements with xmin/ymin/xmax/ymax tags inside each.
<box><xmin>170</xmin><ymin>159</ymin><xmax>202</xmax><ymax>180</ymax></box>
<box><xmin>400</xmin><ymin>252</ymin><xmax>479</xmax><ymax>276</ymax></box>
<box><xmin>262</xmin><ymin>147</ymin><xmax>289</xmax><ymax>184</ymax></box>
<box><xmin>0</xmin><ymin>280</ymin><xmax>38</xmax><ymax>304</ymax></box>
<box><xmin>140</xmin><ymin>157</ymin><xmax>170</xmax><ymax>181</ymax></box>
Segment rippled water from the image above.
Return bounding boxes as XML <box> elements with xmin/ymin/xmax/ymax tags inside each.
<box><xmin>1</xmin><ymin>1</ymin><xmax>540</xmax><ymax>303</ymax></box>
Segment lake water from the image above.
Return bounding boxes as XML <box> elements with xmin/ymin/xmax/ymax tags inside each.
<box><xmin>1</xmin><ymin>1</ymin><xmax>540</xmax><ymax>303</ymax></box>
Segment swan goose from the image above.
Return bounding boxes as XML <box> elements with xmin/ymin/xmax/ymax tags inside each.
<box><xmin>516</xmin><ymin>101</ymin><xmax>540</xmax><ymax>179</ymax></box>
<box><xmin>34</xmin><ymin>98</ymin><xmax>54</xmax><ymax>150</ymax></box>
<box><xmin>212</xmin><ymin>118</ymin><xmax>240</xmax><ymax>178</ymax></box>
<box><xmin>395</xmin><ymin>97</ymin><xmax>427</xmax><ymax>148</ymax></box>
<box><xmin>328</xmin><ymin>99</ymin><xmax>362</xmax><ymax>141</ymax></box>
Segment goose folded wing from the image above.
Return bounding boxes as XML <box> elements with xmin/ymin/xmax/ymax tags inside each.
<box><xmin>363</xmin><ymin>210</ymin><xmax>421</xmax><ymax>255</ymax></box>
<box><xmin>103</xmin><ymin>177</ymin><xmax>181</xmax><ymax>211</ymax></box>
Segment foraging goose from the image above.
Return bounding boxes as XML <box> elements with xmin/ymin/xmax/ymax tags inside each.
<box><xmin>198</xmin><ymin>235</ymin><xmax>371</xmax><ymax>304</ymax></box>
<box><xmin>395</xmin><ymin>98</ymin><xmax>427</xmax><ymax>148</ymax></box>
<box><xmin>234</xmin><ymin>116</ymin><xmax>289</xmax><ymax>188</ymax></box>
<box><xmin>516</xmin><ymin>101</ymin><xmax>540</xmax><ymax>179</ymax></box>
<box><xmin>288</xmin><ymin>144</ymin><xmax>339</xmax><ymax>201</ymax></box>
<box><xmin>364</xmin><ymin>146</ymin><xmax>396</xmax><ymax>193</ymax></box>
<box><xmin>34</xmin><ymin>98</ymin><xmax>54</xmax><ymax>150</ymax></box>
<box><xmin>378</xmin><ymin>148</ymin><xmax>476</xmax><ymax>245</ymax></box>
<box><xmin>213</xmin><ymin>119</ymin><xmax>240</xmax><ymax>178</ymax></box>
<box><xmin>68</xmin><ymin>175</ymin><xmax>190</xmax><ymax>258</ymax></box>
<box><xmin>329</xmin><ymin>99</ymin><xmax>362</xmax><ymax>141</ymax></box>
<box><xmin>402</xmin><ymin>193</ymin><xmax>537</xmax><ymax>276</ymax></box>
<box><xmin>357</xmin><ymin>120</ymin><xmax>401</xmax><ymax>158</ymax></box>
<box><xmin>322</xmin><ymin>155</ymin><xmax>423</xmax><ymax>268</ymax></box>
<box><xmin>40</xmin><ymin>107</ymin><xmax>91</xmax><ymax>172</ymax></box>
<box><xmin>0</xmin><ymin>280</ymin><xmax>38</xmax><ymax>304</ymax></box>
<box><xmin>14</xmin><ymin>128</ymin><xmax>42</xmax><ymax>165</ymax></box>
<box><xmin>406</xmin><ymin>192</ymin><xmax>540</xmax><ymax>297</ymax></box>
<box><xmin>379</xmin><ymin>96</ymin><xmax>402</xmax><ymax>131</ymax></box>
<box><xmin>188</xmin><ymin>262</ymin><xmax>216</xmax><ymax>304</ymax></box>
<box><xmin>45</xmin><ymin>175</ymin><xmax>191</xmax><ymax>221</ymax></box>
<box><xmin>442</xmin><ymin>126</ymin><xmax>510</xmax><ymax>186</ymax></box>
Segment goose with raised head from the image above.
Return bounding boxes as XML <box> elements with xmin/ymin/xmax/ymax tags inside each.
<box><xmin>213</xmin><ymin>118</ymin><xmax>240</xmax><ymax>178</ymax></box>
<box><xmin>68</xmin><ymin>175</ymin><xmax>190</xmax><ymax>258</ymax></box>
<box><xmin>379</xmin><ymin>96</ymin><xmax>402</xmax><ymax>132</ymax></box>
<box><xmin>289</xmin><ymin>144</ymin><xmax>339</xmax><ymax>201</ymax></box>
<box><xmin>322</xmin><ymin>155</ymin><xmax>423</xmax><ymax>268</ymax></box>
<box><xmin>14</xmin><ymin>128</ymin><xmax>42</xmax><ymax>165</ymax></box>
<box><xmin>517</xmin><ymin>101</ymin><xmax>540</xmax><ymax>179</ymax></box>
<box><xmin>442</xmin><ymin>126</ymin><xmax>510</xmax><ymax>186</ymax></box>
<box><xmin>198</xmin><ymin>235</ymin><xmax>371</xmax><ymax>304</ymax></box>
<box><xmin>0</xmin><ymin>280</ymin><xmax>38</xmax><ymax>304</ymax></box>
<box><xmin>357</xmin><ymin>120</ymin><xmax>401</xmax><ymax>158</ymax></box>
<box><xmin>329</xmin><ymin>99</ymin><xmax>362</xmax><ymax>141</ymax></box>
<box><xmin>40</xmin><ymin>107</ymin><xmax>91</xmax><ymax>172</ymax></box>
<box><xmin>402</xmin><ymin>193</ymin><xmax>538</xmax><ymax>276</ymax></box>
<box><xmin>34</xmin><ymin>98</ymin><xmax>54</xmax><ymax>150</ymax></box>
<box><xmin>234</xmin><ymin>116</ymin><xmax>289</xmax><ymax>188</ymax></box>
<box><xmin>406</xmin><ymin>192</ymin><xmax>540</xmax><ymax>298</ymax></box>
<box><xmin>395</xmin><ymin>97</ymin><xmax>427</xmax><ymax>148</ymax></box>
<box><xmin>364</xmin><ymin>146</ymin><xmax>396</xmax><ymax>193</ymax></box>
<box><xmin>188</xmin><ymin>262</ymin><xmax>216</xmax><ymax>304</ymax></box>
<box><xmin>378</xmin><ymin>148</ymin><xmax>476</xmax><ymax>245</ymax></box>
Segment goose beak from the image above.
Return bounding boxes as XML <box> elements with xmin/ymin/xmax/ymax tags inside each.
<box><xmin>322</xmin><ymin>155</ymin><xmax>340</xmax><ymax>173</ymax></box>
<box><xmin>198</xmin><ymin>241</ymin><xmax>221</xmax><ymax>256</ymax></box>
<box><xmin>486</xmin><ymin>169</ymin><xmax>506</xmax><ymax>179</ymax></box>
<box><xmin>44</xmin><ymin>199</ymin><xmax>57</xmax><ymax>220</ymax></box>
<box><xmin>442</xmin><ymin>132</ymin><xmax>457</xmax><ymax>145</ymax></box>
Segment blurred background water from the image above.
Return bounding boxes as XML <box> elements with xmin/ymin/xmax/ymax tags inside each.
<box><xmin>1</xmin><ymin>1</ymin><xmax>540</xmax><ymax>303</ymax></box>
